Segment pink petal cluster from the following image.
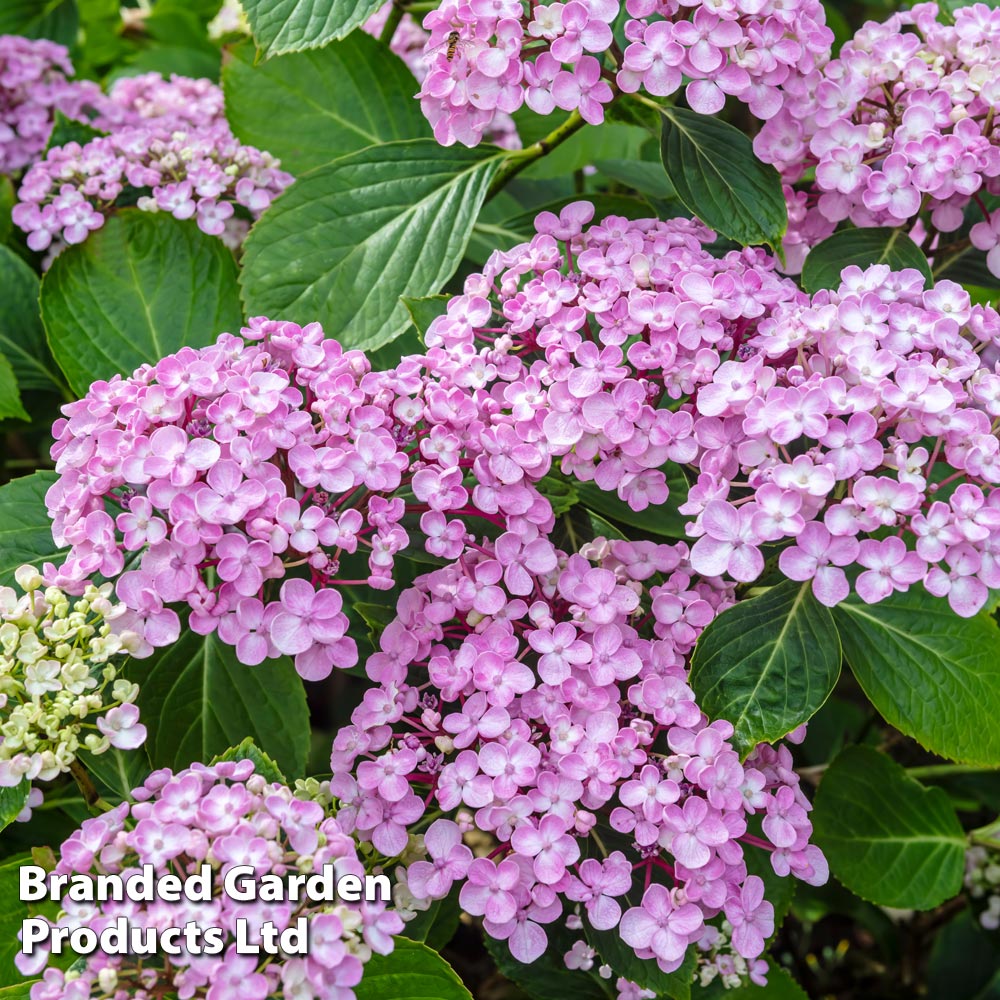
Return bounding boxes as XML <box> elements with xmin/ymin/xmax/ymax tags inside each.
<box><xmin>0</xmin><ymin>34</ymin><xmax>106</xmax><ymax>173</ymax></box>
<box><xmin>427</xmin><ymin>202</ymin><xmax>1000</xmax><ymax>616</ymax></box>
<box><xmin>417</xmin><ymin>0</ymin><xmax>831</xmax><ymax>147</ymax></box>
<box><xmin>18</xmin><ymin>759</ymin><xmax>403</xmax><ymax>1000</ymax></box>
<box><xmin>1</xmin><ymin>33</ymin><xmax>230</xmax><ymax>179</ymax></box>
<box><xmin>12</xmin><ymin>120</ymin><xmax>293</xmax><ymax>251</ymax></box>
<box><xmin>755</xmin><ymin>2</ymin><xmax>1000</xmax><ymax>276</ymax></box>
<box><xmin>330</xmin><ymin>533</ymin><xmax>825</xmax><ymax>986</ymax></box>
<box><xmin>93</xmin><ymin>71</ymin><xmax>227</xmax><ymax>132</ymax></box>
<box><xmin>365</xmin><ymin>1</ymin><xmax>522</xmax><ymax>148</ymax></box>
<box><xmin>44</xmin><ymin>316</ymin><xmax>565</xmax><ymax>679</ymax></box>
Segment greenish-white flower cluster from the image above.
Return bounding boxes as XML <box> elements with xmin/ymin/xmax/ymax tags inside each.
<box><xmin>0</xmin><ymin>565</ymin><xmax>146</xmax><ymax>793</ymax></box>
<box><xmin>966</xmin><ymin>845</ymin><xmax>1000</xmax><ymax>931</ymax></box>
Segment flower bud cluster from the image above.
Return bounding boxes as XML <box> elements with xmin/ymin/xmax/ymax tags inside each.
<box><xmin>0</xmin><ymin>34</ymin><xmax>106</xmax><ymax>173</ymax></box>
<box><xmin>18</xmin><ymin>759</ymin><xmax>403</xmax><ymax>1000</ymax></box>
<box><xmin>428</xmin><ymin>202</ymin><xmax>1000</xmax><ymax>615</ymax></box>
<box><xmin>0</xmin><ymin>565</ymin><xmax>144</xmax><ymax>795</ymax></box>
<box><xmin>417</xmin><ymin>0</ymin><xmax>832</xmax><ymax>147</ymax></box>
<box><xmin>330</xmin><ymin>533</ymin><xmax>824</xmax><ymax>990</ymax></box>
<box><xmin>755</xmin><ymin>2</ymin><xmax>1000</xmax><ymax>276</ymax></box>
<box><xmin>12</xmin><ymin>120</ymin><xmax>293</xmax><ymax>252</ymax></box>
<box><xmin>966</xmin><ymin>843</ymin><xmax>1000</xmax><ymax>931</ymax></box>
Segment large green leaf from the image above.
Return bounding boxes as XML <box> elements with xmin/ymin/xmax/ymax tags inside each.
<box><xmin>801</xmin><ymin>227</ymin><xmax>932</xmax><ymax>292</ymax></box>
<box><xmin>241</xmin><ymin>0</ymin><xmax>386</xmax><ymax>56</ymax></box>
<box><xmin>40</xmin><ymin>211</ymin><xmax>243</xmax><ymax>396</ymax></box>
<box><xmin>0</xmin><ymin>781</ymin><xmax>30</xmax><ymax>834</ymax></box>
<box><xmin>78</xmin><ymin>746</ymin><xmax>150</xmax><ymax>804</ymax></box>
<box><xmin>354</xmin><ymin>938</ymin><xmax>473</xmax><ymax>1000</ymax></box>
<box><xmin>689</xmin><ymin>580</ymin><xmax>841</xmax><ymax>755</ymax></box>
<box><xmin>135</xmin><ymin>624</ymin><xmax>309</xmax><ymax>779</ymax></box>
<box><xmin>0</xmin><ymin>0</ymin><xmax>78</xmax><ymax>44</ymax></box>
<box><xmin>521</xmin><ymin>121</ymin><xmax>649</xmax><ymax>180</ymax></box>
<box><xmin>926</xmin><ymin>909</ymin><xmax>1000</xmax><ymax>1000</ymax></box>
<box><xmin>593</xmin><ymin>158</ymin><xmax>676</xmax><ymax>200</ymax></box>
<box><xmin>0</xmin><ymin>854</ymin><xmax>33</xmax><ymax>985</ymax></box>
<box><xmin>400</xmin><ymin>888</ymin><xmax>461</xmax><ymax>952</ymax></box>
<box><xmin>0</xmin><ymin>472</ymin><xmax>66</xmax><ymax>585</ymax></box>
<box><xmin>211</xmin><ymin>737</ymin><xmax>287</xmax><ymax>784</ymax></box>
<box><xmin>812</xmin><ymin>745</ymin><xmax>966</xmax><ymax>909</ymax></box>
<box><xmin>240</xmin><ymin>141</ymin><xmax>503</xmax><ymax>352</ymax></box>
<box><xmin>659</xmin><ymin>108</ymin><xmax>786</xmax><ymax>251</ymax></box>
<box><xmin>833</xmin><ymin>587</ymin><xmax>1000</xmax><ymax>766</ymax></box>
<box><xmin>0</xmin><ymin>984</ymin><xmax>37</xmax><ymax>1000</ymax></box>
<box><xmin>223</xmin><ymin>36</ymin><xmax>430</xmax><ymax>174</ymax></box>
<box><xmin>0</xmin><ymin>246</ymin><xmax>65</xmax><ymax>396</ymax></box>
<box><xmin>0</xmin><ymin>353</ymin><xmax>28</xmax><ymax>422</ymax></box>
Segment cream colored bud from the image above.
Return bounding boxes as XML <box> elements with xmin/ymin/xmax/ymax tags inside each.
<box><xmin>14</xmin><ymin>566</ymin><xmax>43</xmax><ymax>591</ymax></box>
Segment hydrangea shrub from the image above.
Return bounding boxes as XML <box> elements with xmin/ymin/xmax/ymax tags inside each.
<box><xmin>2</xmin><ymin>1</ymin><xmax>1000</xmax><ymax>999</ymax></box>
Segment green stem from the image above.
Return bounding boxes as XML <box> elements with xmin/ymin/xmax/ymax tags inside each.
<box><xmin>380</xmin><ymin>2</ymin><xmax>405</xmax><ymax>44</ymax></box>
<box><xmin>906</xmin><ymin>763</ymin><xmax>1000</xmax><ymax>779</ymax></box>
<box><xmin>969</xmin><ymin>816</ymin><xmax>1000</xmax><ymax>849</ymax></box>
<box><xmin>486</xmin><ymin>110</ymin><xmax>586</xmax><ymax>200</ymax></box>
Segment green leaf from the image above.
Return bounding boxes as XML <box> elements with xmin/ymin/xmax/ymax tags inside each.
<box><xmin>0</xmin><ymin>472</ymin><xmax>66</xmax><ymax>585</ymax></box>
<box><xmin>400</xmin><ymin>888</ymin><xmax>461</xmax><ymax>952</ymax></box>
<box><xmin>0</xmin><ymin>175</ymin><xmax>14</xmax><ymax>245</ymax></box>
<box><xmin>522</xmin><ymin>121</ymin><xmax>649</xmax><ymax>180</ymax></box>
<box><xmin>44</xmin><ymin>110</ymin><xmax>104</xmax><ymax>154</ymax></box>
<box><xmin>695</xmin><ymin>967</ymin><xmax>809</xmax><ymax>999</ymax></box>
<box><xmin>0</xmin><ymin>352</ymin><xmax>28</xmax><ymax>422</ymax></box>
<box><xmin>135</xmin><ymin>624</ymin><xmax>309</xmax><ymax>779</ymax></box>
<box><xmin>0</xmin><ymin>984</ymin><xmax>38</xmax><ymax>1000</ymax></box>
<box><xmin>586</xmin><ymin>922</ymin><xmax>696</xmax><ymax>999</ymax></box>
<box><xmin>690</xmin><ymin>580</ymin><xmax>841</xmax><ymax>755</ymax></box>
<box><xmin>40</xmin><ymin>210</ymin><xmax>243</xmax><ymax>396</ymax></box>
<box><xmin>354</xmin><ymin>937</ymin><xmax>473</xmax><ymax>1000</ymax></box>
<box><xmin>240</xmin><ymin>141</ymin><xmax>503</xmax><ymax>352</ymax></box>
<box><xmin>0</xmin><ymin>0</ymin><xmax>78</xmax><ymax>45</ymax></box>
<box><xmin>401</xmin><ymin>295</ymin><xmax>450</xmax><ymax>339</ymax></box>
<box><xmin>574</xmin><ymin>468</ymin><xmax>689</xmax><ymax>540</ymax></box>
<box><xmin>223</xmin><ymin>37</ymin><xmax>429</xmax><ymax>174</ymax></box>
<box><xmin>801</xmin><ymin>228</ymin><xmax>932</xmax><ymax>293</ymax></box>
<box><xmin>241</xmin><ymin>0</ymin><xmax>386</xmax><ymax>56</ymax></box>
<box><xmin>811</xmin><ymin>745</ymin><xmax>966</xmax><ymax>910</ymax></box>
<box><xmin>0</xmin><ymin>856</ymin><xmax>28</xmax><ymax>985</ymax></box>
<box><xmin>77</xmin><ymin>746</ymin><xmax>150</xmax><ymax>804</ymax></box>
<box><xmin>355</xmin><ymin>601</ymin><xmax>397</xmax><ymax>646</ymax></box>
<box><xmin>927</xmin><ymin>909</ymin><xmax>1000</xmax><ymax>1000</ymax></box>
<box><xmin>538</xmin><ymin>472</ymin><xmax>579</xmax><ymax>517</ymax></box>
<box><xmin>485</xmin><ymin>933</ymin><xmax>614</xmax><ymax>1000</ymax></box>
<box><xmin>0</xmin><ymin>781</ymin><xmax>30</xmax><ymax>834</ymax></box>
<box><xmin>0</xmin><ymin>246</ymin><xmax>66</xmax><ymax>396</ymax></box>
<box><xmin>593</xmin><ymin>159</ymin><xmax>676</xmax><ymax>200</ymax></box>
<box><xmin>833</xmin><ymin>587</ymin><xmax>1000</xmax><ymax>766</ymax></box>
<box><xmin>0</xmin><ymin>853</ymin><xmax>50</xmax><ymax>985</ymax></box>
<box><xmin>212</xmin><ymin>737</ymin><xmax>287</xmax><ymax>784</ymax></box>
<box><xmin>117</xmin><ymin>45</ymin><xmax>223</xmax><ymax>82</ymax></box>
<box><xmin>368</xmin><ymin>326</ymin><xmax>425</xmax><ymax>371</ymax></box>
<box><xmin>659</xmin><ymin>108</ymin><xmax>786</xmax><ymax>251</ymax></box>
